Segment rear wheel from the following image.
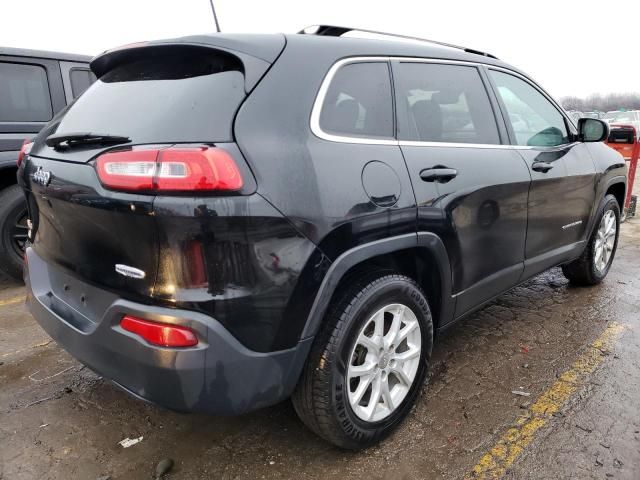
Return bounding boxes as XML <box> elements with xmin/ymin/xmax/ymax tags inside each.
<box><xmin>562</xmin><ymin>194</ymin><xmax>620</xmax><ymax>285</ymax></box>
<box><xmin>0</xmin><ymin>185</ymin><xmax>28</xmax><ymax>280</ymax></box>
<box><xmin>292</xmin><ymin>272</ymin><xmax>433</xmax><ymax>450</ymax></box>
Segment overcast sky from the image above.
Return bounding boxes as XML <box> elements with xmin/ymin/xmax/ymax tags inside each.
<box><xmin>2</xmin><ymin>0</ymin><xmax>637</xmax><ymax>98</ymax></box>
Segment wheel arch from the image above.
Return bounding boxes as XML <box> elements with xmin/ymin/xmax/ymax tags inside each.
<box><xmin>300</xmin><ymin>233</ymin><xmax>454</xmax><ymax>340</ymax></box>
<box><xmin>585</xmin><ymin>177</ymin><xmax>625</xmax><ymax>241</ymax></box>
<box><xmin>605</xmin><ymin>180</ymin><xmax>626</xmax><ymax>213</ymax></box>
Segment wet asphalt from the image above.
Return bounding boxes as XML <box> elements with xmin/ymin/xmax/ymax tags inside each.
<box><xmin>0</xmin><ymin>221</ymin><xmax>639</xmax><ymax>480</ymax></box>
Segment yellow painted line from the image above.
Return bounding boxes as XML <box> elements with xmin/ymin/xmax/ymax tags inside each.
<box><xmin>468</xmin><ymin>322</ymin><xmax>624</xmax><ymax>479</ymax></box>
<box><xmin>0</xmin><ymin>295</ymin><xmax>25</xmax><ymax>307</ymax></box>
<box><xmin>1</xmin><ymin>340</ymin><xmax>51</xmax><ymax>358</ymax></box>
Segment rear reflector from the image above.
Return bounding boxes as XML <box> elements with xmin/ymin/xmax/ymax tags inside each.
<box><xmin>120</xmin><ymin>315</ymin><xmax>198</xmax><ymax>347</ymax></box>
<box><xmin>96</xmin><ymin>147</ymin><xmax>243</xmax><ymax>193</ymax></box>
<box><xmin>17</xmin><ymin>139</ymin><xmax>33</xmax><ymax>167</ymax></box>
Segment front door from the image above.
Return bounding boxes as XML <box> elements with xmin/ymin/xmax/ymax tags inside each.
<box><xmin>393</xmin><ymin>60</ymin><xmax>532</xmax><ymax>319</ymax></box>
<box><xmin>487</xmin><ymin>69</ymin><xmax>597</xmax><ymax>277</ymax></box>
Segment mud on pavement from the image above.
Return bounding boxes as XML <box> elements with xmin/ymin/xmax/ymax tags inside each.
<box><xmin>1</xmin><ymin>220</ymin><xmax>639</xmax><ymax>480</ymax></box>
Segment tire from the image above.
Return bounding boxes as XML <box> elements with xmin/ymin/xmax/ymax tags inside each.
<box><xmin>0</xmin><ymin>184</ymin><xmax>28</xmax><ymax>281</ymax></box>
<box><xmin>292</xmin><ymin>272</ymin><xmax>434</xmax><ymax>450</ymax></box>
<box><xmin>562</xmin><ymin>194</ymin><xmax>620</xmax><ymax>286</ymax></box>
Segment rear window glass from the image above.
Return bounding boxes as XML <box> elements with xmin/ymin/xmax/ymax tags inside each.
<box><xmin>50</xmin><ymin>49</ymin><xmax>245</xmax><ymax>143</ymax></box>
<box><xmin>70</xmin><ymin>68</ymin><xmax>96</xmax><ymax>98</ymax></box>
<box><xmin>0</xmin><ymin>62</ymin><xmax>52</xmax><ymax>122</ymax></box>
<box><xmin>319</xmin><ymin>62</ymin><xmax>394</xmax><ymax>139</ymax></box>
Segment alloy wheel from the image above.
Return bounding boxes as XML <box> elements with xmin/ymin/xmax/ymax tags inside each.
<box><xmin>347</xmin><ymin>303</ymin><xmax>422</xmax><ymax>422</ymax></box>
<box><xmin>594</xmin><ymin>209</ymin><xmax>616</xmax><ymax>274</ymax></box>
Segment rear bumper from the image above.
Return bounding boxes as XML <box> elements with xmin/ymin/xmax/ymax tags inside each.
<box><xmin>25</xmin><ymin>247</ymin><xmax>312</xmax><ymax>415</ymax></box>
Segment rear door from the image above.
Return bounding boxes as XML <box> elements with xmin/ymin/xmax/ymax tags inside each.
<box><xmin>0</xmin><ymin>56</ymin><xmax>65</xmax><ymax>162</ymax></box>
<box><xmin>486</xmin><ymin>69</ymin><xmax>597</xmax><ymax>277</ymax></box>
<box><xmin>393</xmin><ymin>60</ymin><xmax>532</xmax><ymax>319</ymax></box>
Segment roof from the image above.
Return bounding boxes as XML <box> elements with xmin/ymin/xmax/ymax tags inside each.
<box><xmin>0</xmin><ymin>46</ymin><xmax>92</xmax><ymax>63</ymax></box>
<box><xmin>138</xmin><ymin>31</ymin><xmax>515</xmax><ymax>70</ymax></box>
<box><xmin>93</xmin><ymin>30</ymin><xmax>525</xmax><ymax>79</ymax></box>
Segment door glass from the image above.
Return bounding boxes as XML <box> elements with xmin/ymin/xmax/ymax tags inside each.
<box><xmin>394</xmin><ymin>62</ymin><xmax>500</xmax><ymax>144</ymax></box>
<box><xmin>319</xmin><ymin>62</ymin><xmax>394</xmax><ymax>139</ymax></box>
<box><xmin>0</xmin><ymin>62</ymin><xmax>52</xmax><ymax>122</ymax></box>
<box><xmin>489</xmin><ymin>70</ymin><xmax>569</xmax><ymax>147</ymax></box>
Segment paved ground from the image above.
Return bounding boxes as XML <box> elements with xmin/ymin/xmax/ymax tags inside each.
<box><xmin>1</xmin><ymin>219</ymin><xmax>639</xmax><ymax>480</ymax></box>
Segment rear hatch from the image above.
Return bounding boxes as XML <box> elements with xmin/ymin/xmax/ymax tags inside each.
<box><xmin>21</xmin><ymin>38</ymin><xmax>282</xmax><ymax>300</ymax></box>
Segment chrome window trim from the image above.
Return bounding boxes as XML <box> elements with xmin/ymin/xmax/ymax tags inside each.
<box><xmin>310</xmin><ymin>56</ymin><xmax>577</xmax><ymax>150</ymax></box>
<box><xmin>309</xmin><ymin>56</ymin><xmax>397</xmax><ymax>146</ymax></box>
<box><xmin>509</xmin><ymin>141</ymin><xmax>581</xmax><ymax>151</ymax></box>
<box><xmin>399</xmin><ymin>141</ymin><xmax>507</xmax><ymax>149</ymax></box>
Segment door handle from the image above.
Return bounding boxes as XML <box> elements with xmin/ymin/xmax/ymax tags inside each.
<box><xmin>420</xmin><ymin>166</ymin><xmax>458</xmax><ymax>183</ymax></box>
<box><xmin>531</xmin><ymin>161</ymin><xmax>554</xmax><ymax>173</ymax></box>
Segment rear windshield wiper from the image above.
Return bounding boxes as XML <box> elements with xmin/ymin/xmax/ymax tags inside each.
<box><xmin>45</xmin><ymin>132</ymin><xmax>131</xmax><ymax>150</ymax></box>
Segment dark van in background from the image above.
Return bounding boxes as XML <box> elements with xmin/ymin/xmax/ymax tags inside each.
<box><xmin>0</xmin><ymin>47</ymin><xmax>94</xmax><ymax>279</ymax></box>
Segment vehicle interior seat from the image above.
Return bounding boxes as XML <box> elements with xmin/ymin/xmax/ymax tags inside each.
<box><xmin>325</xmin><ymin>99</ymin><xmax>360</xmax><ymax>135</ymax></box>
<box><xmin>412</xmin><ymin>99</ymin><xmax>443</xmax><ymax>142</ymax></box>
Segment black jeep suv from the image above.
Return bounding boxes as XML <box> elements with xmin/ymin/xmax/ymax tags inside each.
<box><xmin>0</xmin><ymin>47</ymin><xmax>95</xmax><ymax>279</ymax></box>
<box><xmin>19</xmin><ymin>27</ymin><xmax>626</xmax><ymax>449</ymax></box>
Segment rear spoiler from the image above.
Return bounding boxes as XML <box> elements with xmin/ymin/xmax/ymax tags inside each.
<box><xmin>90</xmin><ymin>35</ymin><xmax>286</xmax><ymax>94</ymax></box>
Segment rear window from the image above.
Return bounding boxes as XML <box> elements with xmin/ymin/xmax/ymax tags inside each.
<box><xmin>69</xmin><ymin>68</ymin><xmax>96</xmax><ymax>98</ymax></box>
<box><xmin>50</xmin><ymin>49</ymin><xmax>245</xmax><ymax>143</ymax></box>
<box><xmin>0</xmin><ymin>62</ymin><xmax>53</xmax><ymax>122</ymax></box>
<box><xmin>319</xmin><ymin>62</ymin><xmax>394</xmax><ymax>139</ymax></box>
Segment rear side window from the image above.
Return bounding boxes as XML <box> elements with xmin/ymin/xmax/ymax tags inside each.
<box><xmin>51</xmin><ymin>48</ymin><xmax>245</xmax><ymax>143</ymax></box>
<box><xmin>319</xmin><ymin>62</ymin><xmax>394</xmax><ymax>139</ymax></box>
<box><xmin>394</xmin><ymin>63</ymin><xmax>500</xmax><ymax>144</ymax></box>
<box><xmin>0</xmin><ymin>62</ymin><xmax>52</xmax><ymax>122</ymax></box>
<box><xmin>489</xmin><ymin>70</ymin><xmax>569</xmax><ymax>147</ymax></box>
<box><xmin>69</xmin><ymin>68</ymin><xmax>96</xmax><ymax>98</ymax></box>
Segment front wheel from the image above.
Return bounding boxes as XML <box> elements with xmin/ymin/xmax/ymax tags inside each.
<box><xmin>562</xmin><ymin>194</ymin><xmax>620</xmax><ymax>285</ymax></box>
<box><xmin>292</xmin><ymin>272</ymin><xmax>434</xmax><ymax>450</ymax></box>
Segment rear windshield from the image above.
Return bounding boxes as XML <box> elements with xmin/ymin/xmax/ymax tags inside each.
<box><xmin>49</xmin><ymin>49</ymin><xmax>245</xmax><ymax>143</ymax></box>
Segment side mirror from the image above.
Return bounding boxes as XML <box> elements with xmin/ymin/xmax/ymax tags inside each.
<box><xmin>578</xmin><ymin>118</ymin><xmax>609</xmax><ymax>142</ymax></box>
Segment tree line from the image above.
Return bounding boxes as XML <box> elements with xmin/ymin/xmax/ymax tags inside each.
<box><xmin>560</xmin><ymin>93</ymin><xmax>640</xmax><ymax>112</ymax></box>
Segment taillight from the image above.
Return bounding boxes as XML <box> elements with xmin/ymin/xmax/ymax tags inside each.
<box><xmin>96</xmin><ymin>147</ymin><xmax>243</xmax><ymax>193</ymax></box>
<box><xmin>120</xmin><ymin>315</ymin><xmax>198</xmax><ymax>348</ymax></box>
<box><xmin>17</xmin><ymin>140</ymin><xmax>33</xmax><ymax>167</ymax></box>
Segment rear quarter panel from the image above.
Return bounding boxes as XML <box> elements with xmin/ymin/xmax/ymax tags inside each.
<box><xmin>233</xmin><ymin>37</ymin><xmax>420</xmax><ymax>345</ymax></box>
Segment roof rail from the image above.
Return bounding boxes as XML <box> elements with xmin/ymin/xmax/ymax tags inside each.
<box><xmin>298</xmin><ymin>25</ymin><xmax>498</xmax><ymax>60</ymax></box>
